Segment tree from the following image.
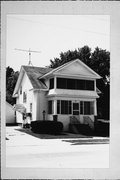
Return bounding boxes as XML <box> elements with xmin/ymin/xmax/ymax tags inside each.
<box><xmin>90</xmin><ymin>47</ymin><xmax>110</xmax><ymax>84</ymax></box>
<box><xmin>50</xmin><ymin>45</ymin><xmax>91</xmax><ymax>69</ymax></box>
<box><xmin>6</xmin><ymin>66</ymin><xmax>19</xmax><ymax>105</ymax></box>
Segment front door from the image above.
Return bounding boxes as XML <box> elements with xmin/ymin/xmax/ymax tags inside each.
<box><xmin>73</xmin><ymin>102</ymin><xmax>79</xmax><ymax>115</ymax></box>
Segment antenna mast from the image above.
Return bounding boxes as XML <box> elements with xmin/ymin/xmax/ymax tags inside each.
<box><xmin>15</xmin><ymin>48</ymin><xmax>41</xmax><ymax>66</ymax></box>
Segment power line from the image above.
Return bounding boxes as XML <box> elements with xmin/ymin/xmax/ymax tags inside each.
<box><xmin>8</xmin><ymin>16</ymin><xmax>109</xmax><ymax>37</ymax></box>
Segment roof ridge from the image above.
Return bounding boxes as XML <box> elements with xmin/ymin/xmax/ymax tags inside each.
<box><xmin>22</xmin><ymin>65</ymin><xmax>53</xmax><ymax>69</ymax></box>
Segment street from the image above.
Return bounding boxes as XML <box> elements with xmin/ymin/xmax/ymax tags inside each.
<box><xmin>6</xmin><ymin>126</ymin><xmax>109</xmax><ymax>168</ymax></box>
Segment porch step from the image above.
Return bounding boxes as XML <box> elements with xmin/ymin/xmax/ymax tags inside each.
<box><xmin>83</xmin><ymin>116</ymin><xmax>94</xmax><ymax>129</ymax></box>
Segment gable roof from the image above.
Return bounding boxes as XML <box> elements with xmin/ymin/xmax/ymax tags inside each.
<box><xmin>13</xmin><ymin>65</ymin><xmax>52</xmax><ymax>97</ymax></box>
<box><xmin>39</xmin><ymin>59</ymin><xmax>101</xmax><ymax>79</ymax></box>
<box><xmin>22</xmin><ymin>66</ymin><xmax>52</xmax><ymax>89</ymax></box>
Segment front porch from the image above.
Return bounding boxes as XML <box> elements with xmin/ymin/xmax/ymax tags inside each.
<box><xmin>47</xmin><ymin>98</ymin><xmax>97</xmax><ymax>131</ymax></box>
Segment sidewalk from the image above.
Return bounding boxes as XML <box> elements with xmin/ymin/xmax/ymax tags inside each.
<box><xmin>6</xmin><ymin>126</ymin><xmax>109</xmax><ymax>168</ymax></box>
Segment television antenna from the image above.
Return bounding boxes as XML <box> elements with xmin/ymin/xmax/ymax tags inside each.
<box><xmin>15</xmin><ymin>48</ymin><xmax>41</xmax><ymax>66</ymax></box>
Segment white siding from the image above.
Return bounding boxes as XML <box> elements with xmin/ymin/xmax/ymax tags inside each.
<box><xmin>56</xmin><ymin>60</ymin><xmax>96</xmax><ymax>77</ymax></box>
<box><xmin>16</xmin><ymin>73</ymin><xmax>37</xmax><ymax>123</ymax></box>
<box><xmin>36</xmin><ymin>91</ymin><xmax>48</xmax><ymax>120</ymax></box>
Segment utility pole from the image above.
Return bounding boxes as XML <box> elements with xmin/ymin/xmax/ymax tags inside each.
<box><xmin>15</xmin><ymin>48</ymin><xmax>41</xmax><ymax>66</ymax></box>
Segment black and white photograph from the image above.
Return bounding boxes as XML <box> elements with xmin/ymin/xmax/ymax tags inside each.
<box><xmin>1</xmin><ymin>1</ymin><xmax>120</xmax><ymax>179</ymax></box>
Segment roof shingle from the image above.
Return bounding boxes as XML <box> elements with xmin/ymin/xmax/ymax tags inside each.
<box><xmin>22</xmin><ymin>66</ymin><xmax>52</xmax><ymax>89</ymax></box>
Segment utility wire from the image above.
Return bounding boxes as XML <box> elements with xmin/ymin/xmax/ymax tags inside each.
<box><xmin>8</xmin><ymin>16</ymin><xmax>109</xmax><ymax>37</ymax></box>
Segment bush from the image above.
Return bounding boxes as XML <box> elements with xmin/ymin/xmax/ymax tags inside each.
<box><xmin>94</xmin><ymin>120</ymin><xmax>109</xmax><ymax>137</ymax></box>
<box><xmin>69</xmin><ymin>124</ymin><xmax>94</xmax><ymax>135</ymax></box>
<box><xmin>31</xmin><ymin>120</ymin><xmax>63</xmax><ymax>135</ymax></box>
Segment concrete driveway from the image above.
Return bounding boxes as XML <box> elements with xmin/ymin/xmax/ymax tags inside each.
<box><xmin>6</xmin><ymin>126</ymin><xmax>109</xmax><ymax>168</ymax></box>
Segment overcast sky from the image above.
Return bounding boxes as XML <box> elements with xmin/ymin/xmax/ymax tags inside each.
<box><xmin>6</xmin><ymin>15</ymin><xmax>110</xmax><ymax>71</ymax></box>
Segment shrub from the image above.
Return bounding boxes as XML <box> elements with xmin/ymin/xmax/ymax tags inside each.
<box><xmin>31</xmin><ymin>120</ymin><xmax>63</xmax><ymax>135</ymax></box>
<box><xmin>69</xmin><ymin>124</ymin><xmax>94</xmax><ymax>135</ymax></box>
<box><xmin>94</xmin><ymin>120</ymin><xmax>109</xmax><ymax>137</ymax></box>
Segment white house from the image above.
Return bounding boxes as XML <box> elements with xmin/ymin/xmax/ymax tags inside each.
<box><xmin>13</xmin><ymin>59</ymin><xmax>101</xmax><ymax>131</ymax></box>
<box><xmin>6</xmin><ymin>102</ymin><xmax>16</xmax><ymax>125</ymax></box>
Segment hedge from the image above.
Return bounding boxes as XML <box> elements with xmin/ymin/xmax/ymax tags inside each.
<box><xmin>94</xmin><ymin>120</ymin><xmax>109</xmax><ymax>137</ymax></box>
<box><xmin>69</xmin><ymin>124</ymin><xmax>94</xmax><ymax>135</ymax></box>
<box><xmin>69</xmin><ymin>120</ymin><xmax>109</xmax><ymax>137</ymax></box>
<box><xmin>31</xmin><ymin>120</ymin><xmax>63</xmax><ymax>135</ymax></box>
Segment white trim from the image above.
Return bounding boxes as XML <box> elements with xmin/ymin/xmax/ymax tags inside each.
<box><xmin>54</xmin><ymin>76</ymin><xmax>57</xmax><ymax>90</ymax></box>
<box><xmin>53</xmin><ymin>99</ymin><xmax>57</xmax><ymax>115</ymax></box>
<box><xmin>32</xmin><ymin>89</ymin><xmax>49</xmax><ymax>91</ymax></box>
<box><xmin>39</xmin><ymin>59</ymin><xmax>101</xmax><ymax>79</ymax></box>
<box><xmin>13</xmin><ymin>66</ymin><xmax>25</xmax><ymax>97</ymax></box>
<box><xmin>47</xmin><ymin>94</ymin><xmax>98</xmax><ymax>99</ymax></box>
<box><xmin>55</xmin><ymin>73</ymin><xmax>99</xmax><ymax>79</ymax></box>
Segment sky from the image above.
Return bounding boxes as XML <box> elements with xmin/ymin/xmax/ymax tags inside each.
<box><xmin>6</xmin><ymin>15</ymin><xmax>110</xmax><ymax>71</ymax></box>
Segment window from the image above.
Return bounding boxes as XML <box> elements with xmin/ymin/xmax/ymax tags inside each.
<box><xmin>84</xmin><ymin>101</ymin><xmax>91</xmax><ymax>115</ymax></box>
<box><xmin>48</xmin><ymin>100</ymin><xmax>53</xmax><ymax>114</ymax></box>
<box><xmin>76</xmin><ymin>80</ymin><xmax>85</xmax><ymax>90</ymax></box>
<box><xmin>85</xmin><ymin>80</ymin><xmax>94</xmax><ymax>90</ymax></box>
<box><xmin>57</xmin><ymin>100</ymin><xmax>60</xmax><ymax>114</ymax></box>
<box><xmin>61</xmin><ymin>101</ymin><xmax>68</xmax><ymax>114</ymax></box>
<box><xmin>49</xmin><ymin>78</ymin><xmax>54</xmax><ymax>89</ymax></box>
<box><xmin>57</xmin><ymin>100</ymin><xmax>72</xmax><ymax>115</ymax></box>
<box><xmin>57</xmin><ymin>78</ymin><xmax>94</xmax><ymax>91</ymax></box>
<box><xmin>20</xmin><ymin>86</ymin><xmax>22</xmax><ymax>94</ymax></box>
<box><xmin>80</xmin><ymin>101</ymin><xmax>94</xmax><ymax>115</ymax></box>
<box><xmin>57</xmin><ymin>78</ymin><xmax>67</xmax><ymax>89</ymax></box>
<box><xmin>23</xmin><ymin>92</ymin><xmax>27</xmax><ymax>103</ymax></box>
<box><xmin>80</xmin><ymin>101</ymin><xmax>84</xmax><ymax>114</ymax></box>
<box><xmin>67</xmin><ymin>79</ymin><xmax>76</xmax><ymax>89</ymax></box>
<box><xmin>90</xmin><ymin>101</ymin><xmax>94</xmax><ymax>114</ymax></box>
<box><xmin>30</xmin><ymin>103</ymin><xmax>32</xmax><ymax>113</ymax></box>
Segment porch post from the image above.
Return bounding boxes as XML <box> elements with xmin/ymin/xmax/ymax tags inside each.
<box><xmin>54</xmin><ymin>76</ymin><xmax>56</xmax><ymax>90</ymax></box>
<box><xmin>94</xmin><ymin>80</ymin><xmax>96</xmax><ymax>92</ymax></box>
<box><xmin>53</xmin><ymin>99</ymin><xmax>57</xmax><ymax>115</ymax></box>
<box><xmin>94</xmin><ymin>100</ymin><xmax>97</xmax><ymax>116</ymax></box>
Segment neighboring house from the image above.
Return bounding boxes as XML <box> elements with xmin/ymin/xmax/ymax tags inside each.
<box><xmin>13</xmin><ymin>59</ymin><xmax>101</xmax><ymax>131</ymax></box>
<box><xmin>6</xmin><ymin>102</ymin><xmax>16</xmax><ymax>125</ymax></box>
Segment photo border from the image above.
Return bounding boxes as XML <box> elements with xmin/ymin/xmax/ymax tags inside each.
<box><xmin>1</xmin><ymin>1</ymin><xmax>120</xmax><ymax>179</ymax></box>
